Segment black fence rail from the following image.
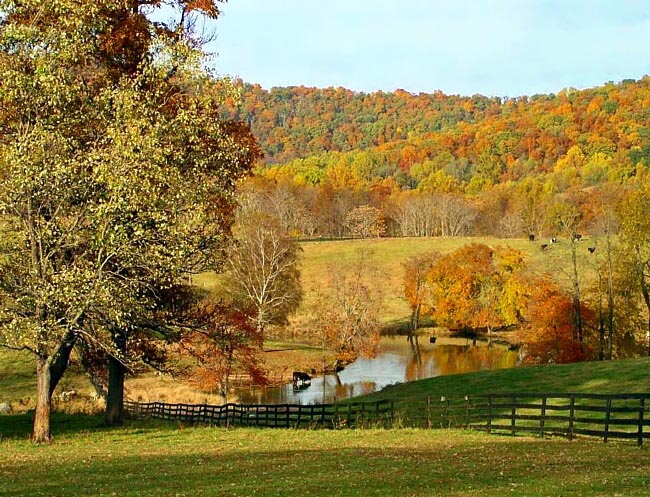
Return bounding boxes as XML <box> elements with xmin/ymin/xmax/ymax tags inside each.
<box><xmin>125</xmin><ymin>392</ymin><xmax>650</xmax><ymax>445</ymax></box>
<box><xmin>471</xmin><ymin>393</ymin><xmax>650</xmax><ymax>446</ymax></box>
<box><xmin>391</xmin><ymin>392</ymin><xmax>650</xmax><ymax>446</ymax></box>
<box><xmin>124</xmin><ymin>399</ymin><xmax>395</xmax><ymax>429</ymax></box>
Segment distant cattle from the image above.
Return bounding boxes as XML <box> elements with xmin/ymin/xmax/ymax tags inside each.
<box><xmin>528</xmin><ymin>234</ymin><xmax>536</xmax><ymax>241</ymax></box>
<box><xmin>429</xmin><ymin>336</ymin><xmax>437</xmax><ymax>344</ymax></box>
<box><xmin>292</xmin><ymin>371</ymin><xmax>311</xmax><ymax>385</ymax></box>
<box><xmin>550</xmin><ymin>237</ymin><xmax>558</xmax><ymax>244</ymax></box>
<box><xmin>588</xmin><ymin>246</ymin><xmax>596</xmax><ymax>253</ymax></box>
<box><xmin>573</xmin><ymin>234</ymin><xmax>583</xmax><ymax>242</ymax></box>
<box><xmin>541</xmin><ymin>244</ymin><xmax>548</xmax><ymax>251</ymax></box>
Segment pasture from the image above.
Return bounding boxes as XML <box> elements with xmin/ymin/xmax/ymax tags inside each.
<box><xmin>195</xmin><ymin>235</ymin><xmax>597</xmax><ymax>327</ymax></box>
<box><xmin>1</xmin><ymin>420</ymin><xmax>649</xmax><ymax>497</ymax></box>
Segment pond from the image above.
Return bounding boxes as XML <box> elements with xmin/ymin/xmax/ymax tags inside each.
<box><xmin>235</xmin><ymin>335</ymin><xmax>520</xmax><ymax>405</ymax></box>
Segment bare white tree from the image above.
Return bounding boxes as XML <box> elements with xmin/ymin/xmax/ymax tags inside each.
<box><xmin>225</xmin><ymin>212</ymin><xmax>302</xmax><ymax>335</ymax></box>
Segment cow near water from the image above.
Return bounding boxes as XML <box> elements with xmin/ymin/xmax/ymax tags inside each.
<box><xmin>292</xmin><ymin>371</ymin><xmax>311</xmax><ymax>386</ymax></box>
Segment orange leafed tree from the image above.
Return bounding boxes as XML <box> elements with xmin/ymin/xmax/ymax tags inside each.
<box><xmin>422</xmin><ymin>244</ymin><xmax>529</xmax><ymax>334</ymax></box>
<box><xmin>520</xmin><ymin>277</ymin><xmax>593</xmax><ymax>364</ymax></box>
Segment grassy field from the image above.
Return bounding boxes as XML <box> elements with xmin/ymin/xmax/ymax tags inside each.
<box><xmin>351</xmin><ymin>356</ymin><xmax>650</xmax><ymax>428</ymax></box>
<box><xmin>2</xmin><ymin>349</ymin><xmax>649</xmax><ymax>496</ymax></box>
<box><xmin>1</xmin><ymin>419</ymin><xmax>649</xmax><ymax>497</ymax></box>
<box><xmin>196</xmin><ymin>235</ymin><xmax>597</xmax><ymax>327</ymax></box>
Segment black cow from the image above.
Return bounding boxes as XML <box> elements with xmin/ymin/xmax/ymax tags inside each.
<box><xmin>292</xmin><ymin>371</ymin><xmax>311</xmax><ymax>384</ymax></box>
<box><xmin>541</xmin><ymin>244</ymin><xmax>548</xmax><ymax>251</ymax></box>
<box><xmin>528</xmin><ymin>234</ymin><xmax>535</xmax><ymax>241</ymax></box>
<box><xmin>588</xmin><ymin>246</ymin><xmax>596</xmax><ymax>253</ymax></box>
<box><xmin>573</xmin><ymin>234</ymin><xmax>583</xmax><ymax>242</ymax></box>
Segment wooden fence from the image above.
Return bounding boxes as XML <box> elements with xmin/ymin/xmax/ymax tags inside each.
<box><xmin>392</xmin><ymin>392</ymin><xmax>650</xmax><ymax>446</ymax></box>
<box><xmin>124</xmin><ymin>399</ymin><xmax>395</xmax><ymax>429</ymax></box>
<box><xmin>125</xmin><ymin>392</ymin><xmax>650</xmax><ymax>445</ymax></box>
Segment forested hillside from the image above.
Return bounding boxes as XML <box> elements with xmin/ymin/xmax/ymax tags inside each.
<box><xmin>222</xmin><ymin>77</ymin><xmax>650</xmax><ymax>241</ymax></box>
<box><xmin>226</xmin><ymin>78</ymin><xmax>650</xmax><ymax>183</ymax></box>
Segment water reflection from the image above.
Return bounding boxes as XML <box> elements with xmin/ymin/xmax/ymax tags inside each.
<box><xmin>235</xmin><ymin>335</ymin><xmax>519</xmax><ymax>405</ymax></box>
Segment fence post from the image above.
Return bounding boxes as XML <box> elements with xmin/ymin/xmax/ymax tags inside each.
<box><xmin>427</xmin><ymin>396</ymin><xmax>432</xmax><ymax>429</ymax></box>
<box><xmin>465</xmin><ymin>396</ymin><xmax>470</xmax><ymax>427</ymax></box>
<box><xmin>540</xmin><ymin>395</ymin><xmax>547</xmax><ymax>438</ymax></box>
<box><xmin>638</xmin><ymin>398</ymin><xmax>645</xmax><ymax>447</ymax></box>
<box><xmin>568</xmin><ymin>395</ymin><xmax>575</xmax><ymax>441</ymax></box>
<box><xmin>442</xmin><ymin>396</ymin><xmax>450</xmax><ymax>428</ymax></box>
<box><xmin>511</xmin><ymin>395</ymin><xmax>517</xmax><ymax>437</ymax></box>
<box><xmin>487</xmin><ymin>395</ymin><xmax>492</xmax><ymax>434</ymax></box>
<box><xmin>604</xmin><ymin>397</ymin><xmax>612</xmax><ymax>443</ymax></box>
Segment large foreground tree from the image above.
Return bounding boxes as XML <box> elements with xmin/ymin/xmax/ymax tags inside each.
<box><xmin>0</xmin><ymin>0</ymin><xmax>259</xmax><ymax>442</ymax></box>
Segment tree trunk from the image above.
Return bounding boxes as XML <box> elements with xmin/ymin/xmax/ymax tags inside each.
<box><xmin>596</xmin><ymin>271</ymin><xmax>605</xmax><ymax>361</ymax></box>
<box><xmin>635</xmin><ymin>248</ymin><xmax>650</xmax><ymax>356</ymax></box>
<box><xmin>570</xmin><ymin>239</ymin><xmax>584</xmax><ymax>350</ymax></box>
<box><xmin>104</xmin><ymin>332</ymin><xmax>127</xmax><ymax>427</ymax></box>
<box><xmin>48</xmin><ymin>330</ymin><xmax>77</xmax><ymax>397</ymax></box>
<box><xmin>33</xmin><ymin>356</ymin><xmax>52</xmax><ymax>443</ymax></box>
<box><xmin>409</xmin><ymin>303</ymin><xmax>421</xmax><ymax>336</ymax></box>
<box><xmin>606</xmin><ymin>234</ymin><xmax>615</xmax><ymax>360</ymax></box>
<box><xmin>641</xmin><ymin>279</ymin><xmax>650</xmax><ymax>357</ymax></box>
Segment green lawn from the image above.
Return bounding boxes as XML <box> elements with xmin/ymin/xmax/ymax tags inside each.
<box><xmin>0</xmin><ymin>349</ymin><xmax>33</xmax><ymax>402</ymax></box>
<box><xmin>1</xmin><ymin>420</ymin><xmax>649</xmax><ymax>497</ymax></box>
<box><xmin>2</xmin><ymin>351</ymin><xmax>649</xmax><ymax>496</ymax></box>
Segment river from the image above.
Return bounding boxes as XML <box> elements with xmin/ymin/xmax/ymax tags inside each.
<box><xmin>235</xmin><ymin>335</ymin><xmax>520</xmax><ymax>405</ymax></box>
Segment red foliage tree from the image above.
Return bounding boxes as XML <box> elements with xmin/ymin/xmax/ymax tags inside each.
<box><xmin>521</xmin><ymin>277</ymin><xmax>593</xmax><ymax>364</ymax></box>
<box><xmin>180</xmin><ymin>301</ymin><xmax>267</xmax><ymax>403</ymax></box>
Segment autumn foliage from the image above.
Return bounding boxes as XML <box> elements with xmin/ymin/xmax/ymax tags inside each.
<box><xmin>180</xmin><ymin>301</ymin><xmax>267</xmax><ymax>402</ymax></box>
<box><xmin>520</xmin><ymin>277</ymin><xmax>593</xmax><ymax>364</ymax></box>
<box><xmin>419</xmin><ymin>244</ymin><xmax>529</xmax><ymax>333</ymax></box>
<box><xmin>314</xmin><ymin>252</ymin><xmax>383</xmax><ymax>368</ymax></box>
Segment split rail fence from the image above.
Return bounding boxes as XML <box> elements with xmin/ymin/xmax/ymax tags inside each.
<box><xmin>124</xmin><ymin>392</ymin><xmax>650</xmax><ymax>446</ymax></box>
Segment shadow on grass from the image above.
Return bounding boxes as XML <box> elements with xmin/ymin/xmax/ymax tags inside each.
<box><xmin>2</xmin><ymin>433</ymin><xmax>649</xmax><ymax>497</ymax></box>
<box><xmin>0</xmin><ymin>412</ymin><xmax>108</xmax><ymax>440</ymax></box>
<box><xmin>0</xmin><ymin>412</ymin><xmax>182</xmax><ymax>440</ymax></box>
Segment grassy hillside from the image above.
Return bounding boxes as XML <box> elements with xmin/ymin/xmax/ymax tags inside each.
<box><xmin>357</xmin><ymin>357</ymin><xmax>650</xmax><ymax>411</ymax></box>
<box><xmin>1</xmin><ymin>419</ymin><xmax>649</xmax><ymax>496</ymax></box>
<box><xmin>198</xmin><ymin>235</ymin><xmax>596</xmax><ymax>328</ymax></box>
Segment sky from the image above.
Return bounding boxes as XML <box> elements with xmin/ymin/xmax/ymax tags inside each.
<box><xmin>204</xmin><ymin>0</ymin><xmax>650</xmax><ymax>98</ymax></box>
